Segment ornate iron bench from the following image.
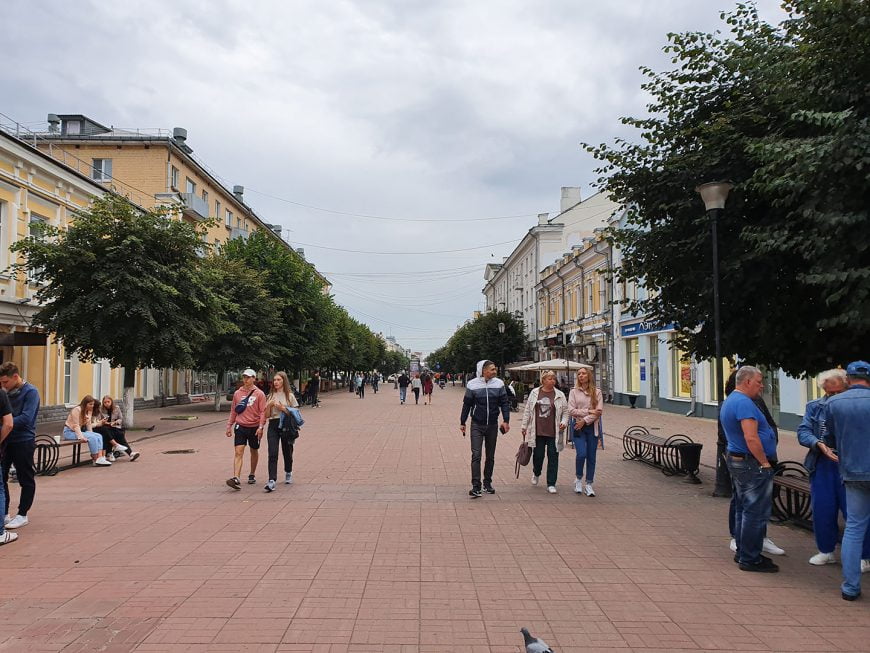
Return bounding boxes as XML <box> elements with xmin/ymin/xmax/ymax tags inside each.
<box><xmin>771</xmin><ymin>460</ymin><xmax>812</xmax><ymax>530</ymax></box>
<box><xmin>622</xmin><ymin>426</ymin><xmax>703</xmax><ymax>483</ymax></box>
<box><xmin>34</xmin><ymin>435</ymin><xmax>88</xmax><ymax>476</ymax></box>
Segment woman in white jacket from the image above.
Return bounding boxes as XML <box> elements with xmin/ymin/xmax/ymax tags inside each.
<box><xmin>521</xmin><ymin>370</ymin><xmax>568</xmax><ymax>493</ymax></box>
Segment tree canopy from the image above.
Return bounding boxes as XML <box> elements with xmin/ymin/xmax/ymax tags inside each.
<box><xmin>586</xmin><ymin>0</ymin><xmax>870</xmax><ymax>376</ymax></box>
<box><xmin>427</xmin><ymin>311</ymin><xmax>526</xmax><ymax>374</ymax></box>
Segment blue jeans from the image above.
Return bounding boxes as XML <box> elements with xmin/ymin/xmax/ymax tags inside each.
<box><xmin>572</xmin><ymin>424</ymin><xmax>598</xmax><ymax>482</ymax></box>
<box><xmin>726</xmin><ymin>456</ymin><xmax>775</xmax><ymax>564</ymax></box>
<box><xmin>812</xmin><ymin>456</ymin><xmax>848</xmax><ymax>553</ymax></box>
<box><xmin>63</xmin><ymin>427</ymin><xmax>101</xmax><ymax>455</ymax></box>
<box><xmin>399</xmin><ymin>387</ymin><xmax>407</xmax><ymax>402</ymax></box>
<box><xmin>842</xmin><ymin>483</ymin><xmax>870</xmax><ymax>597</ymax></box>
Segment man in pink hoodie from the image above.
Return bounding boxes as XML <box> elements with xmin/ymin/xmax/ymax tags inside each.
<box><xmin>226</xmin><ymin>369</ymin><xmax>266</xmax><ymax>490</ymax></box>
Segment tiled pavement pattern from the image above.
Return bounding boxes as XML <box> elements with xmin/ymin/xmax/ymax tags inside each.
<box><xmin>1</xmin><ymin>386</ymin><xmax>868</xmax><ymax>652</ymax></box>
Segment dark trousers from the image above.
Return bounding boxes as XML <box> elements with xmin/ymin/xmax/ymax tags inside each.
<box><xmin>1</xmin><ymin>440</ymin><xmax>36</xmax><ymax>517</ymax></box>
<box><xmin>93</xmin><ymin>425</ymin><xmax>133</xmax><ymax>454</ymax></box>
<box><xmin>532</xmin><ymin>436</ymin><xmax>559</xmax><ymax>487</ymax></box>
<box><xmin>470</xmin><ymin>422</ymin><xmax>498</xmax><ymax>489</ymax></box>
<box><xmin>267</xmin><ymin>419</ymin><xmax>294</xmax><ymax>481</ymax></box>
<box><xmin>412</xmin><ymin>388</ymin><xmax>420</xmax><ymax>403</ymax></box>
<box><xmin>358</xmin><ymin>384</ymin><xmax>365</xmax><ymax>398</ymax></box>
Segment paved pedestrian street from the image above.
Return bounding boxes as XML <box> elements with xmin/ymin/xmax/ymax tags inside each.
<box><xmin>2</xmin><ymin>385</ymin><xmax>868</xmax><ymax>652</ymax></box>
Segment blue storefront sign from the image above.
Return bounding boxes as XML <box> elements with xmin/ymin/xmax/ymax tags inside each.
<box><xmin>640</xmin><ymin>358</ymin><xmax>646</xmax><ymax>381</ymax></box>
<box><xmin>620</xmin><ymin>320</ymin><xmax>675</xmax><ymax>337</ymax></box>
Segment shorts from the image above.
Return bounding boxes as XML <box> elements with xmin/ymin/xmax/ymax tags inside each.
<box><xmin>233</xmin><ymin>424</ymin><xmax>260</xmax><ymax>449</ymax></box>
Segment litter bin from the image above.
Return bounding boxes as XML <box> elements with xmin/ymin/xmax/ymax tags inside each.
<box><xmin>677</xmin><ymin>443</ymin><xmax>703</xmax><ymax>484</ymax></box>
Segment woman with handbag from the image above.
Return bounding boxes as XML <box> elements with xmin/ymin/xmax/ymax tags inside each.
<box><xmin>521</xmin><ymin>370</ymin><xmax>568</xmax><ymax>494</ymax></box>
<box><xmin>567</xmin><ymin>367</ymin><xmax>603</xmax><ymax>496</ymax></box>
<box><xmin>261</xmin><ymin>371</ymin><xmax>299</xmax><ymax>492</ymax></box>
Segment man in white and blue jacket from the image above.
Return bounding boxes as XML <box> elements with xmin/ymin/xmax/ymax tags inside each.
<box><xmin>459</xmin><ymin>360</ymin><xmax>510</xmax><ymax>498</ymax></box>
<box><xmin>824</xmin><ymin>360</ymin><xmax>870</xmax><ymax>601</ymax></box>
<box><xmin>797</xmin><ymin>369</ymin><xmax>870</xmax><ymax>568</ymax></box>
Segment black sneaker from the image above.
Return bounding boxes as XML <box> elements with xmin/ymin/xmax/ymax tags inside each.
<box><xmin>842</xmin><ymin>591</ymin><xmax>861</xmax><ymax>601</ymax></box>
<box><xmin>226</xmin><ymin>477</ymin><xmax>241</xmax><ymax>490</ymax></box>
<box><xmin>469</xmin><ymin>488</ymin><xmax>482</xmax><ymax>498</ymax></box>
<box><xmin>247</xmin><ymin>474</ymin><xmax>256</xmax><ymax>485</ymax></box>
<box><xmin>483</xmin><ymin>485</ymin><xmax>496</xmax><ymax>494</ymax></box>
<box><xmin>739</xmin><ymin>556</ymin><xmax>779</xmax><ymax>573</ymax></box>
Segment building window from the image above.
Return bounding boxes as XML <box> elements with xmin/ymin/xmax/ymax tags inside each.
<box><xmin>672</xmin><ymin>348</ymin><xmax>692</xmax><ymax>398</ymax></box>
<box><xmin>185</xmin><ymin>178</ymin><xmax>196</xmax><ymax>195</ymax></box>
<box><xmin>215</xmin><ymin>200</ymin><xmax>221</xmax><ymax>220</ymax></box>
<box><xmin>201</xmin><ymin>190</ymin><xmax>208</xmax><ymax>205</ymax></box>
<box><xmin>236</xmin><ymin>216</ymin><xmax>241</xmax><ymax>229</ymax></box>
<box><xmin>626</xmin><ymin>339</ymin><xmax>640</xmax><ymax>393</ymax></box>
<box><xmin>170</xmin><ymin>166</ymin><xmax>179</xmax><ymax>190</ymax></box>
<box><xmin>226</xmin><ymin>209</ymin><xmax>233</xmax><ymax>227</ymax></box>
<box><xmin>66</xmin><ymin>120</ymin><xmax>81</xmax><ymax>135</ymax></box>
<box><xmin>28</xmin><ymin>214</ymin><xmax>48</xmax><ymax>282</ymax></box>
<box><xmin>91</xmin><ymin>158</ymin><xmax>112</xmax><ymax>182</ymax></box>
<box><xmin>709</xmin><ymin>357</ymin><xmax>735</xmax><ymax>401</ymax></box>
<box><xmin>807</xmin><ymin>375</ymin><xmax>824</xmax><ymax>402</ymax></box>
<box><xmin>63</xmin><ymin>357</ymin><xmax>72</xmax><ymax>404</ymax></box>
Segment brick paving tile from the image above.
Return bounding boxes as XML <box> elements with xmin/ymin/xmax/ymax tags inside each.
<box><xmin>4</xmin><ymin>387</ymin><xmax>870</xmax><ymax>651</ymax></box>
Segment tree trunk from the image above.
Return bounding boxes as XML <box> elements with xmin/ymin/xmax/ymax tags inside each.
<box><xmin>122</xmin><ymin>366</ymin><xmax>136</xmax><ymax>427</ymax></box>
<box><xmin>214</xmin><ymin>370</ymin><xmax>224</xmax><ymax>412</ymax></box>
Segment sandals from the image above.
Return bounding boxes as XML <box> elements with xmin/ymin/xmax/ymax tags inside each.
<box><xmin>1</xmin><ymin>531</ymin><xmax>18</xmax><ymax>545</ymax></box>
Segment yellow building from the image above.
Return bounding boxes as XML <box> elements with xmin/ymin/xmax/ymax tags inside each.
<box><xmin>537</xmin><ymin>228</ymin><xmax>613</xmax><ymax>396</ymax></box>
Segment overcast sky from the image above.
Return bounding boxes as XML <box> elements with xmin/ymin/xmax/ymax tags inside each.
<box><xmin>4</xmin><ymin>0</ymin><xmax>786</xmax><ymax>355</ymax></box>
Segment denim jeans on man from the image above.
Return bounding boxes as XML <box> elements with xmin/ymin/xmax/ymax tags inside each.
<box><xmin>399</xmin><ymin>387</ymin><xmax>407</xmax><ymax>403</ymax></box>
<box><xmin>726</xmin><ymin>456</ymin><xmax>775</xmax><ymax>564</ymax></box>
<box><xmin>470</xmin><ymin>422</ymin><xmax>498</xmax><ymax>490</ymax></box>
<box><xmin>572</xmin><ymin>424</ymin><xmax>598</xmax><ymax>482</ymax></box>
<box><xmin>532</xmin><ymin>436</ymin><xmax>558</xmax><ymax>487</ymax></box>
<box><xmin>842</xmin><ymin>483</ymin><xmax>870</xmax><ymax>597</ymax></box>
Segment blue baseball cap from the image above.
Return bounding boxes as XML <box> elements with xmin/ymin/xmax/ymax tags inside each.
<box><xmin>845</xmin><ymin>361</ymin><xmax>870</xmax><ymax>377</ymax></box>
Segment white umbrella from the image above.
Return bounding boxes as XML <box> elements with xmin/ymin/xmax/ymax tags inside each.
<box><xmin>514</xmin><ymin>358</ymin><xmax>592</xmax><ymax>372</ymax></box>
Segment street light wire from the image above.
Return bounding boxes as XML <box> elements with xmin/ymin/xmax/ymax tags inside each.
<box><xmin>292</xmin><ymin>238</ymin><xmax>521</xmax><ymax>255</ymax></box>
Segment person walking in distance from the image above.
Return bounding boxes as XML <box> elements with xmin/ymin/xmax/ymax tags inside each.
<box><xmin>460</xmin><ymin>360</ymin><xmax>510</xmax><ymax>498</ymax></box>
<box><xmin>411</xmin><ymin>373</ymin><xmax>422</xmax><ymax>405</ymax></box>
<box><xmin>226</xmin><ymin>368</ymin><xmax>266</xmax><ymax>490</ymax></box>
<box><xmin>0</xmin><ymin>386</ymin><xmax>15</xmax><ymax>544</ymax></box>
<box><xmin>422</xmin><ymin>373</ymin><xmax>434</xmax><ymax>405</ymax></box>
<box><xmin>798</xmin><ymin>369</ymin><xmax>870</xmax><ymax>569</ymax></box>
<box><xmin>262</xmin><ymin>371</ymin><xmax>299</xmax><ymax>492</ymax></box>
<box><xmin>308</xmin><ymin>372</ymin><xmax>320</xmax><ymax>407</ymax></box>
<box><xmin>372</xmin><ymin>373</ymin><xmax>379</xmax><ymax>394</ymax></box>
<box><xmin>522</xmin><ymin>370</ymin><xmax>568</xmax><ymax>494</ymax></box>
<box><xmin>568</xmin><ymin>366</ymin><xmax>603</xmax><ymax>496</ymax></box>
<box><xmin>721</xmin><ymin>366</ymin><xmax>780</xmax><ymax>573</ymax></box>
<box><xmin>0</xmin><ymin>362</ymin><xmax>40</xmax><ymax>531</ymax></box>
<box><xmin>356</xmin><ymin>372</ymin><xmax>366</xmax><ymax>399</ymax></box>
<box><xmin>397</xmin><ymin>371</ymin><xmax>410</xmax><ymax>404</ymax></box>
<box><xmin>823</xmin><ymin>361</ymin><xmax>870</xmax><ymax>601</ymax></box>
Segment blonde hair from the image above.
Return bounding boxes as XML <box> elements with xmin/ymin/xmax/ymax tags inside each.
<box><xmin>574</xmin><ymin>367</ymin><xmax>598</xmax><ymax>409</ymax></box>
<box><xmin>817</xmin><ymin>368</ymin><xmax>848</xmax><ymax>390</ymax></box>
<box><xmin>268</xmin><ymin>371</ymin><xmax>294</xmax><ymax>405</ymax></box>
<box><xmin>540</xmin><ymin>370</ymin><xmax>557</xmax><ymax>383</ymax></box>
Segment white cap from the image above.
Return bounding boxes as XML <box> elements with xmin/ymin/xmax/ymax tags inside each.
<box><xmin>242</xmin><ymin>368</ymin><xmax>256</xmax><ymax>377</ymax></box>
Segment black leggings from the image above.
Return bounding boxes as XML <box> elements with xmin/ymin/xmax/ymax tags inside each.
<box><xmin>93</xmin><ymin>425</ymin><xmax>133</xmax><ymax>454</ymax></box>
<box><xmin>412</xmin><ymin>388</ymin><xmax>420</xmax><ymax>403</ymax></box>
<box><xmin>267</xmin><ymin>418</ymin><xmax>295</xmax><ymax>481</ymax></box>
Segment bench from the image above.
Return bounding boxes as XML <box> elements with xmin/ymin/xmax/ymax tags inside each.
<box><xmin>34</xmin><ymin>434</ymin><xmax>90</xmax><ymax>476</ymax></box>
<box><xmin>771</xmin><ymin>461</ymin><xmax>812</xmax><ymax>530</ymax></box>
<box><xmin>621</xmin><ymin>426</ymin><xmax>703</xmax><ymax>483</ymax></box>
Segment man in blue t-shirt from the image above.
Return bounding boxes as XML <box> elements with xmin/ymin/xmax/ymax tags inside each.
<box><xmin>720</xmin><ymin>365</ymin><xmax>779</xmax><ymax>572</ymax></box>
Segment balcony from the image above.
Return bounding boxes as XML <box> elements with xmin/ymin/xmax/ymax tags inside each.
<box><xmin>179</xmin><ymin>193</ymin><xmax>209</xmax><ymax>221</ymax></box>
<box><xmin>229</xmin><ymin>227</ymin><xmax>249</xmax><ymax>241</ymax></box>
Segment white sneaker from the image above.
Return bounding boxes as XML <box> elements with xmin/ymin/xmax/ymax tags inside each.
<box><xmin>285</xmin><ymin>472</ymin><xmax>293</xmax><ymax>485</ymax></box>
<box><xmin>129</xmin><ymin>451</ymin><xmax>140</xmax><ymax>461</ymax></box>
<box><xmin>762</xmin><ymin>537</ymin><xmax>785</xmax><ymax>555</ymax></box>
<box><xmin>3</xmin><ymin>514</ymin><xmax>10</xmax><ymax>526</ymax></box>
<box><xmin>113</xmin><ymin>444</ymin><xmax>128</xmax><ymax>453</ymax></box>
<box><xmin>531</xmin><ymin>475</ymin><xmax>539</xmax><ymax>486</ymax></box>
<box><xmin>106</xmin><ymin>452</ymin><xmax>115</xmax><ymax>462</ymax></box>
<box><xmin>809</xmin><ymin>551</ymin><xmax>837</xmax><ymax>565</ymax></box>
<box><xmin>575</xmin><ymin>479</ymin><xmax>584</xmax><ymax>494</ymax></box>
<box><xmin>5</xmin><ymin>515</ymin><xmax>28</xmax><ymax>529</ymax></box>
<box><xmin>584</xmin><ymin>484</ymin><xmax>595</xmax><ymax>497</ymax></box>
<box><xmin>730</xmin><ymin>538</ymin><xmax>737</xmax><ymax>553</ymax></box>
<box><xmin>861</xmin><ymin>559</ymin><xmax>870</xmax><ymax>574</ymax></box>
<box><xmin>94</xmin><ymin>457</ymin><xmax>112</xmax><ymax>466</ymax></box>
<box><xmin>547</xmin><ymin>486</ymin><xmax>557</xmax><ymax>494</ymax></box>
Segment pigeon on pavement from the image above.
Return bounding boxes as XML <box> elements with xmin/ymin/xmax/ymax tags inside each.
<box><xmin>521</xmin><ymin>627</ymin><xmax>555</xmax><ymax>653</ymax></box>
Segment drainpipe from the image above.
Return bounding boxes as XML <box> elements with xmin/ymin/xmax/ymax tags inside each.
<box><xmin>593</xmin><ymin>238</ymin><xmax>614</xmax><ymax>401</ymax></box>
<box><xmin>553</xmin><ymin>266</ymin><xmax>567</xmax><ymax>359</ymax></box>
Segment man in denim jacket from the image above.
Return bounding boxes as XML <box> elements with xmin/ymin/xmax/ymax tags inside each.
<box><xmin>824</xmin><ymin>361</ymin><xmax>870</xmax><ymax>601</ymax></box>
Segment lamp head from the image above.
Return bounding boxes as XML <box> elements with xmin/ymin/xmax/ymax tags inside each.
<box><xmin>695</xmin><ymin>181</ymin><xmax>734</xmax><ymax>211</ymax></box>
<box><xmin>498</xmin><ymin>322</ymin><xmax>506</xmax><ymax>334</ymax></box>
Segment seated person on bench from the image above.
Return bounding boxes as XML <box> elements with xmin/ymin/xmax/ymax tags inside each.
<box><xmin>63</xmin><ymin>395</ymin><xmax>113</xmax><ymax>466</ymax></box>
<box><xmin>93</xmin><ymin>395</ymin><xmax>139</xmax><ymax>462</ymax></box>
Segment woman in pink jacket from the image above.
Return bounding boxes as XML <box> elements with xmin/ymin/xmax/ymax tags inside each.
<box><xmin>567</xmin><ymin>367</ymin><xmax>603</xmax><ymax>496</ymax></box>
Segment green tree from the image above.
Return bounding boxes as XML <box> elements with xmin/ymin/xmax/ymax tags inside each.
<box><xmin>10</xmin><ymin>195</ymin><xmax>219</xmax><ymax>424</ymax></box>
<box><xmin>429</xmin><ymin>311</ymin><xmax>525</xmax><ymax>376</ymax></box>
<box><xmin>196</xmin><ymin>255</ymin><xmax>283</xmax><ymax>410</ymax></box>
<box><xmin>586</xmin><ymin>0</ymin><xmax>870</xmax><ymax>376</ymax></box>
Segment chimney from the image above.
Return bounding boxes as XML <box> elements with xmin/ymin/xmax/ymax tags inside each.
<box><xmin>560</xmin><ymin>187</ymin><xmax>581</xmax><ymax>213</ymax></box>
<box><xmin>233</xmin><ymin>185</ymin><xmax>244</xmax><ymax>201</ymax></box>
<box><xmin>537</xmin><ymin>212</ymin><xmax>549</xmax><ymax>225</ymax></box>
<box><xmin>173</xmin><ymin>127</ymin><xmax>187</xmax><ymax>143</ymax></box>
<box><xmin>295</xmin><ymin>248</ymin><xmax>305</xmax><ymax>259</ymax></box>
<box><xmin>47</xmin><ymin>114</ymin><xmax>60</xmax><ymax>133</ymax></box>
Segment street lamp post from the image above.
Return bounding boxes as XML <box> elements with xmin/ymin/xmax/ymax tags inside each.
<box><xmin>497</xmin><ymin>321</ymin><xmax>506</xmax><ymax>376</ymax></box>
<box><xmin>696</xmin><ymin>180</ymin><xmax>734</xmax><ymax>498</ymax></box>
